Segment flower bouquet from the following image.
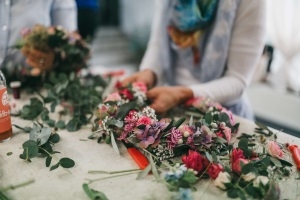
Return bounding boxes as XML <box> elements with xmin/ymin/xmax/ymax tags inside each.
<box><xmin>89</xmin><ymin>81</ymin><xmax>296</xmax><ymax>200</ymax></box>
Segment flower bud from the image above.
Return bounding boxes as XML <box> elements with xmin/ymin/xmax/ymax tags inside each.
<box><xmin>214</xmin><ymin>171</ymin><xmax>231</xmax><ymax>190</ymax></box>
<box><xmin>253</xmin><ymin>176</ymin><xmax>269</xmax><ymax>188</ymax></box>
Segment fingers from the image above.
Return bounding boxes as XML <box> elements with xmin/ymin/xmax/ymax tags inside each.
<box><xmin>24</xmin><ymin>48</ymin><xmax>55</xmax><ymax>71</ymax></box>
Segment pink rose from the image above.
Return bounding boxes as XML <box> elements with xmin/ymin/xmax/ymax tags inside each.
<box><xmin>136</xmin><ymin>116</ymin><xmax>152</xmax><ymax>126</ymax></box>
<box><xmin>104</xmin><ymin>92</ymin><xmax>122</xmax><ymax>102</ymax></box>
<box><xmin>266</xmin><ymin>141</ymin><xmax>284</xmax><ymax>159</ymax></box>
<box><xmin>132</xmin><ymin>82</ymin><xmax>148</xmax><ymax>93</ymax></box>
<box><xmin>207</xmin><ymin>163</ymin><xmax>224</xmax><ymax>179</ymax></box>
<box><xmin>119</xmin><ymin>89</ymin><xmax>134</xmax><ymax>100</ymax></box>
<box><xmin>182</xmin><ymin>150</ymin><xmax>206</xmax><ymax>172</ymax></box>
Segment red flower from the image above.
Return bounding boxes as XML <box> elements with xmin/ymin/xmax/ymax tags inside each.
<box><xmin>119</xmin><ymin>89</ymin><xmax>134</xmax><ymax>100</ymax></box>
<box><xmin>231</xmin><ymin>148</ymin><xmax>245</xmax><ymax>164</ymax></box>
<box><xmin>182</xmin><ymin>150</ymin><xmax>206</xmax><ymax>172</ymax></box>
<box><xmin>232</xmin><ymin>158</ymin><xmax>249</xmax><ymax>174</ymax></box>
<box><xmin>207</xmin><ymin>163</ymin><xmax>224</xmax><ymax>179</ymax></box>
<box><xmin>137</xmin><ymin>116</ymin><xmax>152</xmax><ymax>126</ymax></box>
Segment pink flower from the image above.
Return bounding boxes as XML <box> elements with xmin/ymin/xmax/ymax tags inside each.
<box><xmin>166</xmin><ymin>128</ymin><xmax>183</xmax><ymax>149</ymax></box>
<box><xmin>104</xmin><ymin>92</ymin><xmax>122</xmax><ymax>102</ymax></box>
<box><xmin>137</xmin><ymin>116</ymin><xmax>152</xmax><ymax>126</ymax></box>
<box><xmin>124</xmin><ymin>110</ymin><xmax>138</xmax><ymax>124</ymax></box>
<box><xmin>266</xmin><ymin>141</ymin><xmax>284</xmax><ymax>159</ymax></box>
<box><xmin>179</xmin><ymin>125</ymin><xmax>193</xmax><ymax>137</ymax></box>
<box><xmin>182</xmin><ymin>150</ymin><xmax>206</xmax><ymax>172</ymax></box>
<box><xmin>232</xmin><ymin>158</ymin><xmax>249</xmax><ymax>174</ymax></box>
<box><xmin>207</xmin><ymin>163</ymin><xmax>224</xmax><ymax>179</ymax></box>
<box><xmin>218</xmin><ymin>124</ymin><xmax>232</xmax><ymax>143</ymax></box>
<box><xmin>132</xmin><ymin>82</ymin><xmax>148</xmax><ymax>93</ymax></box>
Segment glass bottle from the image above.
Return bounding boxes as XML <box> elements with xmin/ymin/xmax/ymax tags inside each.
<box><xmin>0</xmin><ymin>70</ymin><xmax>13</xmax><ymax>141</ymax></box>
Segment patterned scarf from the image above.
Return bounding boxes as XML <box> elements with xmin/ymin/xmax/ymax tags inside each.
<box><xmin>168</xmin><ymin>0</ymin><xmax>219</xmax><ymax>64</ymax></box>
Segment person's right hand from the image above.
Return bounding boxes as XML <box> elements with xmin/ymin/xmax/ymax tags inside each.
<box><xmin>121</xmin><ymin>69</ymin><xmax>156</xmax><ymax>88</ymax></box>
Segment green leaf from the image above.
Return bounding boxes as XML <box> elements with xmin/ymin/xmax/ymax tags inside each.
<box><xmin>219</xmin><ymin>112</ymin><xmax>230</xmax><ymax>124</ymax></box>
<box><xmin>66</xmin><ymin>118</ymin><xmax>81</xmax><ymax>132</ymax></box>
<box><xmin>278</xmin><ymin>158</ymin><xmax>293</xmax><ymax>167</ymax></box>
<box><xmin>173</xmin><ymin>118</ymin><xmax>186</xmax><ymax>129</ymax></box>
<box><xmin>46</xmin><ymin>156</ymin><xmax>52</xmax><ymax>167</ymax></box>
<box><xmin>136</xmin><ymin>163</ymin><xmax>151</xmax><ymax>180</ymax></box>
<box><xmin>181</xmin><ymin>171</ymin><xmax>198</xmax><ymax>184</ymax></box>
<box><xmin>162</xmin><ymin>119</ymin><xmax>174</xmax><ymax>132</ymax></box>
<box><xmin>115</xmin><ymin>101</ymin><xmax>137</xmax><ymax>120</ymax></box>
<box><xmin>241</xmin><ymin>163</ymin><xmax>254</xmax><ymax>174</ymax></box>
<box><xmin>204</xmin><ymin>113</ymin><xmax>213</xmax><ymax>124</ymax></box>
<box><xmin>227</xmin><ymin>188</ymin><xmax>239</xmax><ymax>198</ymax></box>
<box><xmin>12</xmin><ymin>124</ymin><xmax>32</xmax><ymax>133</ymax></box>
<box><xmin>238</xmin><ymin>138</ymin><xmax>248</xmax><ymax>149</ymax></box>
<box><xmin>149</xmin><ymin>155</ymin><xmax>160</xmax><ymax>180</ymax></box>
<box><xmin>0</xmin><ymin>192</ymin><xmax>9</xmax><ymax>200</ymax></box>
<box><xmin>205</xmin><ymin>151</ymin><xmax>213</xmax><ymax>163</ymax></box>
<box><xmin>50</xmin><ymin>163</ymin><xmax>60</xmax><ymax>171</ymax></box>
<box><xmin>211</xmin><ymin>151</ymin><xmax>219</xmax><ymax>163</ymax></box>
<box><xmin>20</xmin><ymin>140</ymin><xmax>39</xmax><ymax>160</ymax></box>
<box><xmin>110</xmin><ymin>133</ymin><xmax>120</xmax><ymax>155</ymax></box>
<box><xmin>29</xmin><ymin>125</ymin><xmax>52</xmax><ymax>146</ymax></box>
<box><xmin>106</xmin><ymin>119</ymin><xmax>124</xmax><ymax>128</ymax></box>
<box><xmin>82</xmin><ymin>183</ymin><xmax>109</xmax><ymax>200</ymax></box>
<box><xmin>270</xmin><ymin>157</ymin><xmax>282</xmax><ymax>168</ymax></box>
<box><xmin>49</xmin><ymin>134</ymin><xmax>60</xmax><ymax>143</ymax></box>
<box><xmin>55</xmin><ymin>120</ymin><xmax>66</xmax><ymax>129</ymax></box>
<box><xmin>59</xmin><ymin>157</ymin><xmax>75</xmax><ymax>168</ymax></box>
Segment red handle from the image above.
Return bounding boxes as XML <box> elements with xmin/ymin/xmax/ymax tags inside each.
<box><xmin>127</xmin><ymin>148</ymin><xmax>149</xmax><ymax>170</ymax></box>
<box><xmin>289</xmin><ymin>145</ymin><xmax>300</xmax><ymax>171</ymax></box>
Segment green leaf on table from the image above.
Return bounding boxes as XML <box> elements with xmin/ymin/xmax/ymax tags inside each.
<box><xmin>20</xmin><ymin>140</ymin><xmax>39</xmax><ymax>160</ymax></box>
<box><xmin>59</xmin><ymin>157</ymin><xmax>75</xmax><ymax>168</ymax></box>
<box><xmin>46</xmin><ymin>156</ymin><xmax>52</xmax><ymax>167</ymax></box>
<box><xmin>66</xmin><ymin>118</ymin><xmax>81</xmax><ymax>132</ymax></box>
<box><xmin>227</xmin><ymin>188</ymin><xmax>239</xmax><ymax>198</ymax></box>
<box><xmin>20</xmin><ymin>98</ymin><xmax>44</xmax><ymax>120</ymax></box>
<box><xmin>7</xmin><ymin>152</ymin><xmax>13</xmax><ymax>156</ymax></box>
<box><xmin>173</xmin><ymin>118</ymin><xmax>186</xmax><ymax>129</ymax></box>
<box><xmin>110</xmin><ymin>133</ymin><xmax>120</xmax><ymax>155</ymax></box>
<box><xmin>149</xmin><ymin>155</ymin><xmax>160</xmax><ymax>180</ymax></box>
<box><xmin>55</xmin><ymin>120</ymin><xmax>66</xmax><ymax>129</ymax></box>
<box><xmin>136</xmin><ymin>163</ymin><xmax>151</xmax><ymax>180</ymax></box>
<box><xmin>278</xmin><ymin>158</ymin><xmax>293</xmax><ymax>167</ymax></box>
<box><xmin>82</xmin><ymin>183</ymin><xmax>108</xmax><ymax>200</ymax></box>
<box><xmin>44</xmin><ymin>119</ymin><xmax>56</xmax><ymax>127</ymax></box>
<box><xmin>106</xmin><ymin>119</ymin><xmax>124</xmax><ymax>128</ymax></box>
<box><xmin>50</xmin><ymin>162</ymin><xmax>60</xmax><ymax>171</ymax></box>
<box><xmin>242</xmin><ymin>163</ymin><xmax>254</xmax><ymax>174</ymax></box>
<box><xmin>49</xmin><ymin>133</ymin><xmax>60</xmax><ymax>143</ymax></box>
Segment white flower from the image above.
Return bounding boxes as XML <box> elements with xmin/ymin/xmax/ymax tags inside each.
<box><xmin>253</xmin><ymin>176</ymin><xmax>269</xmax><ymax>188</ymax></box>
<box><xmin>241</xmin><ymin>172</ymin><xmax>256</xmax><ymax>182</ymax></box>
<box><xmin>214</xmin><ymin>172</ymin><xmax>231</xmax><ymax>190</ymax></box>
<box><xmin>183</xmin><ymin>131</ymin><xmax>190</xmax><ymax>137</ymax></box>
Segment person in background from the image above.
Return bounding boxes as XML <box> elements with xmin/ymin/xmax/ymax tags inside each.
<box><xmin>75</xmin><ymin>0</ymin><xmax>100</xmax><ymax>41</ymax></box>
<box><xmin>0</xmin><ymin>0</ymin><xmax>77</xmax><ymax>75</ymax></box>
<box><xmin>122</xmin><ymin>0</ymin><xmax>266</xmax><ymax>120</ymax></box>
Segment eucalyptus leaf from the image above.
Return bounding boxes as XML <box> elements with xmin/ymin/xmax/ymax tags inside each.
<box><xmin>270</xmin><ymin>157</ymin><xmax>282</xmax><ymax>168</ymax></box>
<box><xmin>204</xmin><ymin>113</ymin><xmax>213</xmax><ymax>124</ymax></box>
<box><xmin>173</xmin><ymin>118</ymin><xmax>186</xmax><ymax>129</ymax></box>
<box><xmin>110</xmin><ymin>133</ymin><xmax>120</xmax><ymax>155</ymax></box>
<box><xmin>46</xmin><ymin>156</ymin><xmax>52</xmax><ymax>167</ymax></box>
<box><xmin>149</xmin><ymin>155</ymin><xmax>160</xmax><ymax>180</ymax></box>
<box><xmin>82</xmin><ymin>183</ymin><xmax>109</xmax><ymax>200</ymax></box>
<box><xmin>238</xmin><ymin>138</ymin><xmax>248</xmax><ymax>149</ymax></box>
<box><xmin>13</xmin><ymin>124</ymin><xmax>32</xmax><ymax>133</ymax></box>
<box><xmin>205</xmin><ymin>151</ymin><xmax>213</xmax><ymax>163</ymax></box>
<box><xmin>115</xmin><ymin>101</ymin><xmax>137</xmax><ymax>120</ymax></box>
<box><xmin>29</xmin><ymin>125</ymin><xmax>52</xmax><ymax>146</ymax></box>
<box><xmin>241</xmin><ymin>163</ymin><xmax>254</xmax><ymax>174</ymax></box>
<box><xmin>106</xmin><ymin>119</ymin><xmax>124</xmax><ymax>128</ymax></box>
<box><xmin>20</xmin><ymin>140</ymin><xmax>39</xmax><ymax>160</ymax></box>
<box><xmin>136</xmin><ymin>163</ymin><xmax>152</xmax><ymax>180</ymax></box>
<box><xmin>49</xmin><ymin>134</ymin><xmax>60</xmax><ymax>143</ymax></box>
<box><xmin>59</xmin><ymin>157</ymin><xmax>75</xmax><ymax>168</ymax></box>
<box><xmin>66</xmin><ymin>118</ymin><xmax>81</xmax><ymax>132</ymax></box>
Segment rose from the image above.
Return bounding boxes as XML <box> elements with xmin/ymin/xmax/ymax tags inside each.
<box><xmin>266</xmin><ymin>141</ymin><xmax>284</xmax><ymax>159</ymax></box>
<box><xmin>214</xmin><ymin>171</ymin><xmax>231</xmax><ymax>190</ymax></box>
<box><xmin>253</xmin><ymin>176</ymin><xmax>269</xmax><ymax>188</ymax></box>
<box><xmin>104</xmin><ymin>92</ymin><xmax>122</xmax><ymax>102</ymax></box>
<box><xmin>242</xmin><ymin>172</ymin><xmax>256</xmax><ymax>182</ymax></box>
<box><xmin>182</xmin><ymin>150</ymin><xmax>206</xmax><ymax>172</ymax></box>
<box><xmin>207</xmin><ymin>163</ymin><xmax>224</xmax><ymax>179</ymax></box>
<box><xmin>119</xmin><ymin>89</ymin><xmax>134</xmax><ymax>100</ymax></box>
<box><xmin>232</xmin><ymin>158</ymin><xmax>249</xmax><ymax>174</ymax></box>
<box><xmin>132</xmin><ymin>82</ymin><xmax>148</xmax><ymax>93</ymax></box>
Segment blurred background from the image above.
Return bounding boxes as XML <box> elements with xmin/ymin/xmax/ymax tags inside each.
<box><xmin>82</xmin><ymin>0</ymin><xmax>300</xmax><ymax>137</ymax></box>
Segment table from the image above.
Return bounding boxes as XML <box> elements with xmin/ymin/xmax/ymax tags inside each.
<box><xmin>1</xmin><ymin>97</ymin><xmax>300</xmax><ymax>200</ymax></box>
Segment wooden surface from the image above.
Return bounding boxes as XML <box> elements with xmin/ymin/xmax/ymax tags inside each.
<box><xmin>1</xmin><ymin>96</ymin><xmax>300</xmax><ymax>200</ymax></box>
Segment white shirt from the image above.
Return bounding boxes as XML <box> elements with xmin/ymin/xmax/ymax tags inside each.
<box><xmin>140</xmin><ymin>0</ymin><xmax>266</xmax><ymax>106</ymax></box>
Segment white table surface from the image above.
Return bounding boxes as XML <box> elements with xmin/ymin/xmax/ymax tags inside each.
<box><xmin>1</xmin><ymin>97</ymin><xmax>300</xmax><ymax>200</ymax></box>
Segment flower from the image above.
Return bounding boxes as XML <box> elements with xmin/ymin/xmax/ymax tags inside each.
<box><xmin>167</xmin><ymin>128</ymin><xmax>183</xmax><ymax>149</ymax></box>
<box><xmin>132</xmin><ymin>81</ymin><xmax>148</xmax><ymax>93</ymax></box>
<box><xmin>231</xmin><ymin>148</ymin><xmax>249</xmax><ymax>174</ymax></box>
<box><xmin>253</xmin><ymin>176</ymin><xmax>269</xmax><ymax>188</ymax></box>
<box><xmin>214</xmin><ymin>171</ymin><xmax>231</xmax><ymax>190</ymax></box>
<box><xmin>207</xmin><ymin>163</ymin><xmax>223</xmax><ymax>179</ymax></box>
<box><xmin>266</xmin><ymin>141</ymin><xmax>284</xmax><ymax>159</ymax></box>
<box><xmin>241</xmin><ymin>172</ymin><xmax>256</xmax><ymax>182</ymax></box>
<box><xmin>182</xmin><ymin>150</ymin><xmax>206</xmax><ymax>172</ymax></box>
<box><xmin>104</xmin><ymin>92</ymin><xmax>122</xmax><ymax>102</ymax></box>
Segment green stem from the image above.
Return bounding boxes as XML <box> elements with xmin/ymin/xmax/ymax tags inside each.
<box><xmin>87</xmin><ymin>171</ymin><xmax>140</xmax><ymax>184</ymax></box>
<box><xmin>88</xmin><ymin>169</ymin><xmax>140</xmax><ymax>174</ymax></box>
<box><xmin>0</xmin><ymin>179</ymin><xmax>35</xmax><ymax>192</ymax></box>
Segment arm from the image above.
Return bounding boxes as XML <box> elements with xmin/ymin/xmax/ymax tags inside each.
<box><xmin>51</xmin><ymin>0</ymin><xmax>77</xmax><ymax>31</ymax></box>
<box><xmin>139</xmin><ymin>0</ymin><xmax>169</xmax><ymax>86</ymax></box>
<box><xmin>189</xmin><ymin>0</ymin><xmax>266</xmax><ymax>105</ymax></box>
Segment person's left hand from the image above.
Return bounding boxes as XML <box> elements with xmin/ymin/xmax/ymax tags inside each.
<box><xmin>147</xmin><ymin>86</ymin><xmax>194</xmax><ymax>114</ymax></box>
<box><xmin>21</xmin><ymin>45</ymin><xmax>55</xmax><ymax>74</ymax></box>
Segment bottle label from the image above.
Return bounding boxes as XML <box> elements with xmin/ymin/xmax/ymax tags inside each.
<box><xmin>0</xmin><ymin>87</ymin><xmax>12</xmax><ymax>133</ymax></box>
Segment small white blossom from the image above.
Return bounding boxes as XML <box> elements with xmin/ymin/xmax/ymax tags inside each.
<box><xmin>214</xmin><ymin>172</ymin><xmax>231</xmax><ymax>190</ymax></box>
<box><xmin>242</xmin><ymin>172</ymin><xmax>256</xmax><ymax>182</ymax></box>
<box><xmin>183</xmin><ymin>131</ymin><xmax>190</xmax><ymax>137</ymax></box>
<box><xmin>177</xmin><ymin>139</ymin><xmax>183</xmax><ymax>144</ymax></box>
<box><xmin>253</xmin><ymin>176</ymin><xmax>269</xmax><ymax>188</ymax></box>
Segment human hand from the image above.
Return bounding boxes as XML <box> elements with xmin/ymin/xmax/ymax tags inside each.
<box><xmin>21</xmin><ymin>45</ymin><xmax>55</xmax><ymax>74</ymax></box>
<box><xmin>121</xmin><ymin>69</ymin><xmax>156</xmax><ymax>88</ymax></box>
<box><xmin>147</xmin><ymin>86</ymin><xmax>194</xmax><ymax>114</ymax></box>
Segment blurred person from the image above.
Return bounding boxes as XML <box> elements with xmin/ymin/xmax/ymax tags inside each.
<box><xmin>0</xmin><ymin>0</ymin><xmax>77</xmax><ymax>76</ymax></box>
<box><xmin>122</xmin><ymin>0</ymin><xmax>266</xmax><ymax>120</ymax></box>
<box><xmin>75</xmin><ymin>0</ymin><xmax>100</xmax><ymax>41</ymax></box>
